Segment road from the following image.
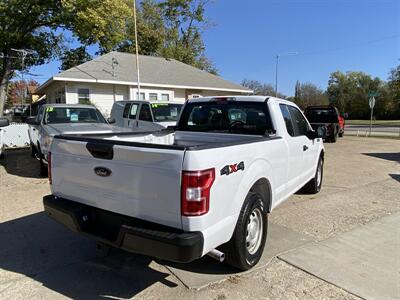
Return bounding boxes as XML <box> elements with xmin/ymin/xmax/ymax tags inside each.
<box><xmin>345</xmin><ymin>124</ymin><xmax>400</xmax><ymax>133</ymax></box>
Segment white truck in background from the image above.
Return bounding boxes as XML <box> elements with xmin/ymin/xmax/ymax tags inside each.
<box><xmin>0</xmin><ymin>117</ymin><xmax>10</xmax><ymax>158</ymax></box>
<box><xmin>43</xmin><ymin>96</ymin><xmax>324</xmax><ymax>270</ymax></box>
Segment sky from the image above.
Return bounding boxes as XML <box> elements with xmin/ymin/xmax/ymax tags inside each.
<box><xmin>30</xmin><ymin>0</ymin><xmax>400</xmax><ymax>96</ymax></box>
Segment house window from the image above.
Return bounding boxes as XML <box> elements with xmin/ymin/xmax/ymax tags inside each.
<box><xmin>78</xmin><ymin>88</ymin><xmax>90</xmax><ymax>104</ymax></box>
<box><xmin>136</xmin><ymin>92</ymin><xmax>145</xmax><ymax>100</ymax></box>
<box><xmin>161</xmin><ymin>94</ymin><xmax>170</xmax><ymax>101</ymax></box>
<box><xmin>149</xmin><ymin>93</ymin><xmax>158</xmax><ymax>101</ymax></box>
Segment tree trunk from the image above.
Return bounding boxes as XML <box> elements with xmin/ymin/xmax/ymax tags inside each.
<box><xmin>0</xmin><ymin>76</ymin><xmax>9</xmax><ymax>116</ymax></box>
<box><xmin>0</xmin><ymin>56</ymin><xmax>12</xmax><ymax>116</ymax></box>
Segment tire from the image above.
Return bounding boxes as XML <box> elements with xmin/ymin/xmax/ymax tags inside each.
<box><xmin>30</xmin><ymin>143</ymin><xmax>36</xmax><ymax>158</ymax></box>
<box><xmin>37</xmin><ymin>143</ymin><xmax>48</xmax><ymax>177</ymax></box>
<box><xmin>338</xmin><ymin>131</ymin><xmax>344</xmax><ymax>138</ymax></box>
<box><xmin>330</xmin><ymin>132</ymin><xmax>338</xmax><ymax>143</ymax></box>
<box><xmin>302</xmin><ymin>156</ymin><xmax>323</xmax><ymax>194</ymax></box>
<box><xmin>222</xmin><ymin>193</ymin><xmax>268</xmax><ymax>271</ymax></box>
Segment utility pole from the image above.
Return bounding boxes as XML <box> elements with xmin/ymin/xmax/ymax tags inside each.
<box><xmin>11</xmin><ymin>49</ymin><xmax>35</xmax><ymax>106</ymax></box>
<box><xmin>133</xmin><ymin>0</ymin><xmax>141</xmax><ymax>100</ymax></box>
<box><xmin>275</xmin><ymin>55</ymin><xmax>279</xmax><ymax>97</ymax></box>
<box><xmin>274</xmin><ymin>52</ymin><xmax>298</xmax><ymax>97</ymax></box>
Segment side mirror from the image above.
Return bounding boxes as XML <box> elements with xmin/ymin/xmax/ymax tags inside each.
<box><xmin>306</xmin><ymin>127</ymin><xmax>325</xmax><ymax>140</ymax></box>
<box><xmin>26</xmin><ymin>116</ymin><xmax>40</xmax><ymax>126</ymax></box>
<box><xmin>0</xmin><ymin>117</ymin><xmax>9</xmax><ymax>127</ymax></box>
<box><xmin>107</xmin><ymin>118</ymin><xmax>116</xmax><ymax>124</ymax></box>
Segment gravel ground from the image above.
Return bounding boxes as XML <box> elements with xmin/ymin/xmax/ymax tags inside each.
<box><xmin>0</xmin><ymin>136</ymin><xmax>399</xmax><ymax>299</ymax></box>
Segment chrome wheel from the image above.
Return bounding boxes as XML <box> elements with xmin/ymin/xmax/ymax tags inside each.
<box><xmin>245</xmin><ymin>208</ymin><xmax>263</xmax><ymax>255</ymax></box>
<box><xmin>317</xmin><ymin>160</ymin><xmax>322</xmax><ymax>187</ymax></box>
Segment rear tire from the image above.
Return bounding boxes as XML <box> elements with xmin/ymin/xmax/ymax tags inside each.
<box><xmin>30</xmin><ymin>143</ymin><xmax>36</xmax><ymax>158</ymax></box>
<box><xmin>302</xmin><ymin>156</ymin><xmax>323</xmax><ymax>194</ymax></box>
<box><xmin>37</xmin><ymin>143</ymin><xmax>48</xmax><ymax>177</ymax></box>
<box><xmin>222</xmin><ymin>193</ymin><xmax>268</xmax><ymax>271</ymax></box>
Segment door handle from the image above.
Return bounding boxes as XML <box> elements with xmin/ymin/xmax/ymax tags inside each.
<box><xmin>303</xmin><ymin>145</ymin><xmax>308</xmax><ymax>151</ymax></box>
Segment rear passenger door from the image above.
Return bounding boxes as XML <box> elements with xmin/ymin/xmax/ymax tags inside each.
<box><xmin>279</xmin><ymin>104</ymin><xmax>307</xmax><ymax>190</ymax></box>
<box><xmin>287</xmin><ymin>105</ymin><xmax>317</xmax><ymax>181</ymax></box>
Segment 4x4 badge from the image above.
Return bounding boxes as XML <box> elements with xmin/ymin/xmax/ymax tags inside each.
<box><xmin>220</xmin><ymin>161</ymin><xmax>245</xmax><ymax>176</ymax></box>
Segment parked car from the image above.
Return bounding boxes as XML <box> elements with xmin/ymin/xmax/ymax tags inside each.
<box><xmin>0</xmin><ymin>117</ymin><xmax>10</xmax><ymax>158</ymax></box>
<box><xmin>110</xmin><ymin>100</ymin><xmax>183</xmax><ymax>130</ymax></box>
<box><xmin>26</xmin><ymin>104</ymin><xmax>118</xmax><ymax>175</ymax></box>
<box><xmin>304</xmin><ymin>105</ymin><xmax>345</xmax><ymax>142</ymax></box>
<box><xmin>43</xmin><ymin>96</ymin><xmax>325</xmax><ymax>270</ymax></box>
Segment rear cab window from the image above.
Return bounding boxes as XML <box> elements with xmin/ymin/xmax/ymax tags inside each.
<box><xmin>177</xmin><ymin>100</ymin><xmax>274</xmax><ymax>135</ymax></box>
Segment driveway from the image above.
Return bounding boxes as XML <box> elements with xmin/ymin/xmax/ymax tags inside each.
<box><xmin>0</xmin><ymin>136</ymin><xmax>399</xmax><ymax>299</ymax></box>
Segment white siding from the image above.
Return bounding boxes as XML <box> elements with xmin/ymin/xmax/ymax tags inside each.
<box><xmin>64</xmin><ymin>82</ymin><xmax>129</xmax><ymax>117</ymax></box>
<box><xmin>129</xmin><ymin>86</ymin><xmax>175</xmax><ymax>102</ymax></box>
<box><xmin>174</xmin><ymin>89</ymin><xmax>187</xmax><ymax>102</ymax></box>
<box><xmin>44</xmin><ymin>81</ymin><xmax>247</xmax><ymax>117</ymax></box>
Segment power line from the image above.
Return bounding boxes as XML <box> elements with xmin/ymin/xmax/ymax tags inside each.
<box><xmin>298</xmin><ymin>33</ymin><xmax>400</xmax><ymax>56</ymax></box>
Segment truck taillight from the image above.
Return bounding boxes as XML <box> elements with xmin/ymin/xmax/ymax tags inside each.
<box><xmin>48</xmin><ymin>152</ymin><xmax>52</xmax><ymax>184</ymax></box>
<box><xmin>181</xmin><ymin>168</ymin><xmax>215</xmax><ymax>216</ymax></box>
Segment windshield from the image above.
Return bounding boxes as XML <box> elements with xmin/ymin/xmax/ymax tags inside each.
<box><xmin>150</xmin><ymin>103</ymin><xmax>182</xmax><ymax>122</ymax></box>
<box><xmin>44</xmin><ymin>107</ymin><xmax>106</xmax><ymax>124</ymax></box>
<box><xmin>177</xmin><ymin>101</ymin><xmax>274</xmax><ymax>135</ymax></box>
<box><xmin>304</xmin><ymin>108</ymin><xmax>338</xmax><ymax>123</ymax></box>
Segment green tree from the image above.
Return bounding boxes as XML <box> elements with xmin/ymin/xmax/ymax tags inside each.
<box><xmin>0</xmin><ymin>0</ymin><xmax>132</xmax><ymax>115</ymax></box>
<box><xmin>60</xmin><ymin>46</ymin><xmax>92</xmax><ymax>71</ymax></box>
<box><xmin>388</xmin><ymin>64</ymin><xmax>400</xmax><ymax>118</ymax></box>
<box><xmin>293</xmin><ymin>82</ymin><xmax>328</xmax><ymax>109</ymax></box>
<box><xmin>327</xmin><ymin>71</ymin><xmax>381</xmax><ymax>119</ymax></box>
<box><xmin>241</xmin><ymin>79</ymin><xmax>285</xmax><ymax>98</ymax></box>
<box><xmin>116</xmin><ymin>0</ymin><xmax>217</xmax><ymax>74</ymax></box>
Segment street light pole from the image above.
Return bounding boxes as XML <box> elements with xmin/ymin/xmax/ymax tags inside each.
<box><xmin>133</xmin><ymin>0</ymin><xmax>141</xmax><ymax>100</ymax></box>
<box><xmin>274</xmin><ymin>52</ymin><xmax>298</xmax><ymax>97</ymax></box>
<box><xmin>275</xmin><ymin>55</ymin><xmax>279</xmax><ymax>97</ymax></box>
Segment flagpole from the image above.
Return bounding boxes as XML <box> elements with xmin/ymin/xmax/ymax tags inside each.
<box><xmin>133</xmin><ymin>0</ymin><xmax>141</xmax><ymax>100</ymax></box>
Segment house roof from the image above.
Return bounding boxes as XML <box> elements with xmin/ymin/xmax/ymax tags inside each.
<box><xmin>38</xmin><ymin>52</ymin><xmax>252</xmax><ymax>93</ymax></box>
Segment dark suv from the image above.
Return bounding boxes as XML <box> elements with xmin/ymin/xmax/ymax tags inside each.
<box><xmin>304</xmin><ymin>105</ymin><xmax>345</xmax><ymax>143</ymax></box>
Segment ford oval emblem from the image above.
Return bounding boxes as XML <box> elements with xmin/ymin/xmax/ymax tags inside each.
<box><xmin>94</xmin><ymin>167</ymin><xmax>112</xmax><ymax>177</ymax></box>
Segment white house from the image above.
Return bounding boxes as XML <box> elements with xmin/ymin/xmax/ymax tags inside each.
<box><xmin>37</xmin><ymin>52</ymin><xmax>252</xmax><ymax>116</ymax></box>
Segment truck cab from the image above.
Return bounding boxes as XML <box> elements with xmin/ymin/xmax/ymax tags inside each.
<box><xmin>110</xmin><ymin>100</ymin><xmax>183</xmax><ymax>130</ymax></box>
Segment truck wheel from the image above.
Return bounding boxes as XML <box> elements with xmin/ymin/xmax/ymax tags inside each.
<box><xmin>30</xmin><ymin>143</ymin><xmax>36</xmax><ymax>158</ymax></box>
<box><xmin>96</xmin><ymin>242</ymin><xmax>111</xmax><ymax>258</ymax></box>
<box><xmin>330</xmin><ymin>132</ymin><xmax>338</xmax><ymax>143</ymax></box>
<box><xmin>37</xmin><ymin>144</ymin><xmax>48</xmax><ymax>177</ymax></box>
<box><xmin>223</xmin><ymin>193</ymin><xmax>268</xmax><ymax>270</ymax></box>
<box><xmin>39</xmin><ymin>157</ymin><xmax>48</xmax><ymax>177</ymax></box>
<box><xmin>302</xmin><ymin>156</ymin><xmax>323</xmax><ymax>194</ymax></box>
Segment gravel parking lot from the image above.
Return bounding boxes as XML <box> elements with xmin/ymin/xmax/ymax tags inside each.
<box><xmin>0</xmin><ymin>136</ymin><xmax>399</xmax><ymax>299</ymax></box>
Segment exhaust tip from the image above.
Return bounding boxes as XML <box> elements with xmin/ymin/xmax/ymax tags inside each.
<box><xmin>207</xmin><ymin>249</ymin><xmax>225</xmax><ymax>262</ymax></box>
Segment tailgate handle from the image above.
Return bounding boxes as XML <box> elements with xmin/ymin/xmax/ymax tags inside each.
<box><xmin>86</xmin><ymin>142</ymin><xmax>114</xmax><ymax>160</ymax></box>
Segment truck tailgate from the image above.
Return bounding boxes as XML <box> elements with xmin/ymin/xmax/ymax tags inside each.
<box><xmin>50</xmin><ymin>138</ymin><xmax>184</xmax><ymax>229</ymax></box>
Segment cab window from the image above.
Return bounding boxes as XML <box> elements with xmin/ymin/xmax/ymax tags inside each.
<box><xmin>139</xmin><ymin>104</ymin><xmax>153</xmax><ymax>122</ymax></box>
<box><xmin>123</xmin><ymin>103</ymin><xmax>131</xmax><ymax>118</ymax></box>
<box><xmin>129</xmin><ymin>104</ymin><xmax>139</xmax><ymax>119</ymax></box>
<box><xmin>279</xmin><ymin>104</ymin><xmax>295</xmax><ymax>136</ymax></box>
<box><xmin>288</xmin><ymin>106</ymin><xmax>310</xmax><ymax>136</ymax></box>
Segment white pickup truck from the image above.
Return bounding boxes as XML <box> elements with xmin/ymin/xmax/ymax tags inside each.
<box><xmin>43</xmin><ymin>96</ymin><xmax>324</xmax><ymax>270</ymax></box>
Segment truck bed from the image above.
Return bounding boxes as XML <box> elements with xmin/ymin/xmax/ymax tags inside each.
<box><xmin>57</xmin><ymin>130</ymin><xmax>276</xmax><ymax>150</ymax></box>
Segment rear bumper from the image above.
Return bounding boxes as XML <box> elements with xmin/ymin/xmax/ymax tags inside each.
<box><xmin>43</xmin><ymin>195</ymin><xmax>204</xmax><ymax>263</ymax></box>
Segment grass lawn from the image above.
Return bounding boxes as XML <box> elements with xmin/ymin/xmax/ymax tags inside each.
<box><xmin>346</xmin><ymin>120</ymin><xmax>400</xmax><ymax>126</ymax></box>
